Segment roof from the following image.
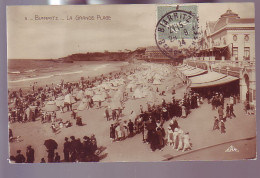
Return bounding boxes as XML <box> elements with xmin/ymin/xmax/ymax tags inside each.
<box><xmin>190</xmin><ymin>75</ymin><xmax>239</xmax><ymax>88</ymax></box>
<box><xmin>206</xmin><ymin>9</ymin><xmax>254</xmax><ymax>35</ymax></box>
<box><xmin>190</xmin><ymin>72</ymin><xmax>226</xmax><ymax>84</ymax></box>
<box><xmin>220</xmin><ymin>9</ymin><xmax>239</xmax><ymax>18</ymax></box>
<box><xmin>145</xmin><ymin>46</ymin><xmax>178</xmax><ymax>52</ymax></box>
<box><xmin>207</xmin><ymin>21</ymin><xmax>216</xmax><ymax>34</ymax></box>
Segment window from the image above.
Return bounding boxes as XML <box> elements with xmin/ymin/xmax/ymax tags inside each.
<box><xmin>233</xmin><ymin>35</ymin><xmax>238</xmax><ymax>41</ymax></box>
<box><xmin>233</xmin><ymin>47</ymin><xmax>238</xmax><ymax>60</ymax></box>
<box><xmin>244</xmin><ymin>35</ymin><xmax>249</xmax><ymax>42</ymax></box>
<box><xmin>244</xmin><ymin>47</ymin><xmax>250</xmax><ymax>60</ymax></box>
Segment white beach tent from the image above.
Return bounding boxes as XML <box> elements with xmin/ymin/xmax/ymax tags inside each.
<box><xmin>64</xmin><ymin>93</ymin><xmax>75</xmax><ymax>104</ymax></box>
<box><xmin>76</xmin><ymin>90</ymin><xmax>84</xmax><ymax>100</ymax></box>
<box><xmin>133</xmin><ymin>88</ymin><xmax>144</xmax><ymax>99</ymax></box>
<box><xmin>92</xmin><ymin>93</ymin><xmax>106</xmax><ymax>102</ymax></box>
<box><xmin>153</xmin><ymin>79</ymin><xmax>161</xmax><ymax>85</ymax></box>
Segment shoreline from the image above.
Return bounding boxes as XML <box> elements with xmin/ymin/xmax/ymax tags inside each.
<box><xmin>8</xmin><ymin>61</ymin><xmax>130</xmax><ymax>93</ymax></box>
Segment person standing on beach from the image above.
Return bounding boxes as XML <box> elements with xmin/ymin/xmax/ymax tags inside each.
<box><xmin>110</xmin><ymin>124</ymin><xmax>115</xmax><ymax>142</ymax></box>
<box><xmin>15</xmin><ymin>150</ymin><xmax>25</xmax><ymax>163</ymax></box>
<box><xmin>218</xmin><ymin>105</ymin><xmax>224</xmax><ymax>121</ymax></box>
<box><xmin>213</xmin><ymin>116</ymin><xmax>220</xmax><ymax>130</ymax></box>
<box><xmin>54</xmin><ymin>152</ymin><xmax>61</xmax><ymax>162</ymax></box>
<box><xmin>98</xmin><ymin>100</ymin><xmax>101</xmax><ymax>109</ymax></box>
<box><xmin>26</xmin><ymin>145</ymin><xmax>35</xmax><ymax>163</ymax></box>
<box><xmin>183</xmin><ymin>132</ymin><xmax>191</xmax><ymax>152</ymax></box>
<box><xmin>128</xmin><ymin>119</ymin><xmax>134</xmax><ymax>137</ymax></box>
<box><xmin>230</xmin><ymin>104</ymin><xmax>236</xmax><ymax>118</ymax></box>
<box><xmin>63</xmin><ymin>137</ymin><xmax>70</xmax><ymax>162</ymax></box>
<box><xmin>220</xmin><ymin>120</ymin><xmax>226</xmax><ymax>134</ymax></box>
<box><xmin>47</xmin><ymin>149</ymin><xmax>55</xmax><ymax>163</ymax></box>
<box><xmin>226</xmin><ymin>104</ymin><xmax>230</xmax><ymax>120</ymax></box>
<box><xmin>105</xmin><ymin>108</ymin><xmax>110</xmax><ymax>121</ymax></box>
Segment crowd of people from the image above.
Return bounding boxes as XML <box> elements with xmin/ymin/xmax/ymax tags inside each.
<box><xmin>210</xmin><ymin>93</ymin><xmax>238</xmax><ymax>134</ymax></box>
<box><xmin>9</xmin><ymin>145</ymin><xmax>35</xmax><ymax>163</ymax></box>
<box><xmin>8</xmin><ymin>61</ymin><xmax>250</xmax><ymax>163</ymax></box>
<box><xmin>107</xmin><ymin>89</ymin><xmax>197</xmax><ymax>152</ymax></box>
<box><xmin>10</xmin><ymin>133</ymin><xmax>99</xmax><ymax>163</ymax></box>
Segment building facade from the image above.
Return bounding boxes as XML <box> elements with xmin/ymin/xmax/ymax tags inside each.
<box><xmin>202</xmin><ymin>9</ymin><xmax>255</xmax><ymax>62</ymax></box>
<box><xmin>186</xmin><ymin>9</ymin><xmax>256</xmax><ymax>108</ymax></box>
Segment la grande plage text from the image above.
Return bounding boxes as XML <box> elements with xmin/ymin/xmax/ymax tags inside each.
<box><xmin>25</xmin><ymin>15</ymin><xmax>111</xmax><ymax>21</ymax></box>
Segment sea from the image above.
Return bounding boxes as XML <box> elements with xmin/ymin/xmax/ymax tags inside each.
<box><xmin>8</xmin><ymin>59</ymin><xmax>128</xmax><ymax>84</ymax></box>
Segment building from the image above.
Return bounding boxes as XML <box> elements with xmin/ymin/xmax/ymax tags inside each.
<box><xmin>142</xmin><ymin>46</ymin><xmax>181</xmax><ymax>62</ymax></box>
<box><xmin>183</xmin><ymin>9</ymin><xmax>256</xmax><ymax>108</ymax></box>
<box><xmin>200</xmin><ymin>9</ymin><xmax>255</xmax><ymax>62</ymax></box>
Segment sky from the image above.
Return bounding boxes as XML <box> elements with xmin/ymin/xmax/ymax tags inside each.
<box><xmin>7</xmin><ymin>3</ymin><xmax>254</xmax><ymax>59</ymax></box>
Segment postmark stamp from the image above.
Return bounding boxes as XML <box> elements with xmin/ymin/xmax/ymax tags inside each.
<box><xmin>155</xmin><ymin>5</ymin><xmax>199</xmax><ymax>60</ymax></box>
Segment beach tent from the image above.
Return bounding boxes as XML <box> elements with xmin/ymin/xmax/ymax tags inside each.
<box><xmin>153</xmin><ymin>79</ymin><xmax>161</xmax><ymax>85</ymax></box>
<box><xmin>147</xmin><ymin>91</ymin><xmax>157</xmax><ymax>104</ymax></box>
<box><xmin>55</xmin><ymin>96</ymin><xmax>64</xmax><ymax>107</ymax></box>
<box><xmin>113</xmin><ymin>90</ymin><xmax>123</xmax><ymax>101</ymax></box>
<box><xmin>43</xmin><ymin>101</ymin><xmax>58</xmax><ymax>112</ymax></box>
<box><xmin>92</xmin><ymin>93</ymin><xmax>106</xmax><ymax>102</ymax></box>
<box><xmin>110</xmin><ymin>100</ymin><xmax>123</xmax><ymax>110</ymax></box>
<box><xmin>76</xmin><ymin>90</ymin><xmax>84</xmax><ymax>100</ymax></box>
<box><xmin>84</xmin><ymin>89</ymin><xmax>94</xmax><ymax>97</ymax></box>
<box><xmin>133</xmin><ymin>88</ymin><xmax>144</xmax><ymax>99</ymax></box>
<box><xmin>77</xmin><ymin>101</ymin><xmax>87</xmax><ymax>111</ymax></box>
<box><xmin>64</xmin><ymin>93</ymin><xmax>76</xmax><ymax>104</ymax></box>
<box><xmin>126</xmin><ymin>82</ymin><xmax>136</xmax><ymax>88</ymax></box>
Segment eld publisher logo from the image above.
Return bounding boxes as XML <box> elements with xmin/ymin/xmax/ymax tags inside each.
<box><xmin>225</xmin><ymin>145</ymin><xmax>239</xmax><ymax>152</ymax></box>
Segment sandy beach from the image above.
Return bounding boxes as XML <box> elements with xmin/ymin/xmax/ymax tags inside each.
<box><xmin>8</xmin><ymin>61</ymin><xmax>256</xmax><ymax>162</ymax></box>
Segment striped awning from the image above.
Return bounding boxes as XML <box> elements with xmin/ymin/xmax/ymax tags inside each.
<box><xmin>190</xmin><ymin>73</ymin><xmax>239</xmax><ymax>88</ymax></box>
<box><xmin>182</xmin><ymin>68</ymin><xmax>207</xmax><ymax>77</ymax></box>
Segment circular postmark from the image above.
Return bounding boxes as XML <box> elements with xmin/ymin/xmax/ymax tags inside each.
<box><xmin>155</xmin><ymin>7</ymin><xmax>199</xmax><ymax>60</ymax></box>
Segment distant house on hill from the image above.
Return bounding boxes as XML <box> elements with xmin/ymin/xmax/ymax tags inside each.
<box><xmin>143</xmin><ymin>46</ymin><xmax>179</xmax><ymax>61</ymax></box>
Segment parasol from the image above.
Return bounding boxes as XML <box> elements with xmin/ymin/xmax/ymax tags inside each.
<box><xmin>92</xmin><ymin>94</ymin><xmax>105</xmax><ymax>102</ymax></box>
<box><xmin>44</xmin><ymin>139</ymin><xmax>58</xmax><ymax>150</ymax></box>
<box><xmin>84</xmin><ymin>90</ymin><xmax>94</xmax><ymax>96</ymax></box>
<box><xmin>43</xmin><ymin>101</ymin><xmax>58</xmax><ymax>112</ymax></box>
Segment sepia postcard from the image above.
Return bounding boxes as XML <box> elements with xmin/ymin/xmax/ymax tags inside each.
<box><xmin>7</xmin><ymin>3</ymin><xmax>256</xmax><ymax>163</ymax></box>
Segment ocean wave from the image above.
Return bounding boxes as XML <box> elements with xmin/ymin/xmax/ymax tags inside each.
<box><xmin>93</xmin><ymin>64</ymin><xmax>109</xmax><ymax>71</ymax></box>
<box><xmin>53</xmin><ymin>70</ymin><xmax>83</xmax><ymax>76</ymax></box>
<box><xmin>8</xmin><ymin>71</ymin><xmax>21</xmax><ymax>74</ymax></box>
<box><xmin>9</xmin><ymin>75</ymin><xmax>54</xmax><ymax>83</ymax></box>
<box><xmin>9</xmin><ymin>70</ymin><xmax>84</xmax><ymax>83</ymax></box>
<box><xmin>24</xmin><ymin>69</ymin><xmax>37</xmax><ymax>73</ymax></box>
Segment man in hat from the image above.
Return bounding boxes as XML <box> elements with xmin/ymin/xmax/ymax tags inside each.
<box><xmin>26</xmin><ymin>145</ymin><xmax>35</xmax><ymax>163</ymax></box>
<box><xmin>110</xmin><ymin>124</ymin><xmax>115</xmax><ymax>142</ymax></box>
<box><xmin>69</xmin><ymin>136</ymin><xmax>77</xmax><ymax>162</ymax></box>
<box><xmin>128</xmin><ymin>119</ymin><xmax>134</xmax><ymax>137</ymax></box>
<box><xmin>225</xmin><ymin>104</ymin><xmax>230</xmax><ymax>120</ymax></box>
<box><xmin>230</xmin><ymin>104</ymin><xmax>236</xmax><ymax>118</ymax></box>
<box><xmin>15</xmin><ymin>150</ymin><xmax>26</xmax><ymax>163</ymax></box>
<box><xmin>105</xmin><ymin>107</ymin><xmax>110</xmax><ymax>121</ymax></box>
<box><xmin>213</xmin><ymin>116</ymin><xmax>220</xmax><ymax>130</ymax></box>
<box><xmin>218</xmin><ymin>105</ymin><xmax>224</xmax><ymax>121</ymax></box>
<box><xmin>220</xmin><ymin>120</ymin><xmax>226</xmax><ymax>134</ymax></box>
<box><xmin>63</xmin><ymin>137</ymin><xmax>70</xmax><ymax>162</ymax></box>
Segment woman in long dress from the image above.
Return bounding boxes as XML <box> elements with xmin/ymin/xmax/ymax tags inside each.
<box><xmin>115</xmin><ymin>124</ymin><xmax>121</xmax><ymax>141</ymax></box>
<box><xmin>177</xmin><ymin>129</ymin><xmax>184</xmax><ymax>151</ymax></box>
<box><xmin>173</xmin><ymin>128</ymin><xmax>179</xmax><ymax>149</ymax></box>
<box><xmin>167</xmin><ymin>127</ymin><xmax>174</xmax><ymax>146</ymax></box>
<box><xmin>183</xmin><ymin>132</ymin><xmax>192</xmax><ymax>152</ymax></box>
<box><xmin>181</xmin><ymin>105</ymin><xmax>187</xmax><ymax>118</ymax></box>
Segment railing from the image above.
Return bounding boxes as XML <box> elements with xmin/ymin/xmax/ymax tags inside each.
<box><xmin>184</xmin><ymin>57</ymin><xmax>255</xmax><ymax>68</ymax></box>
